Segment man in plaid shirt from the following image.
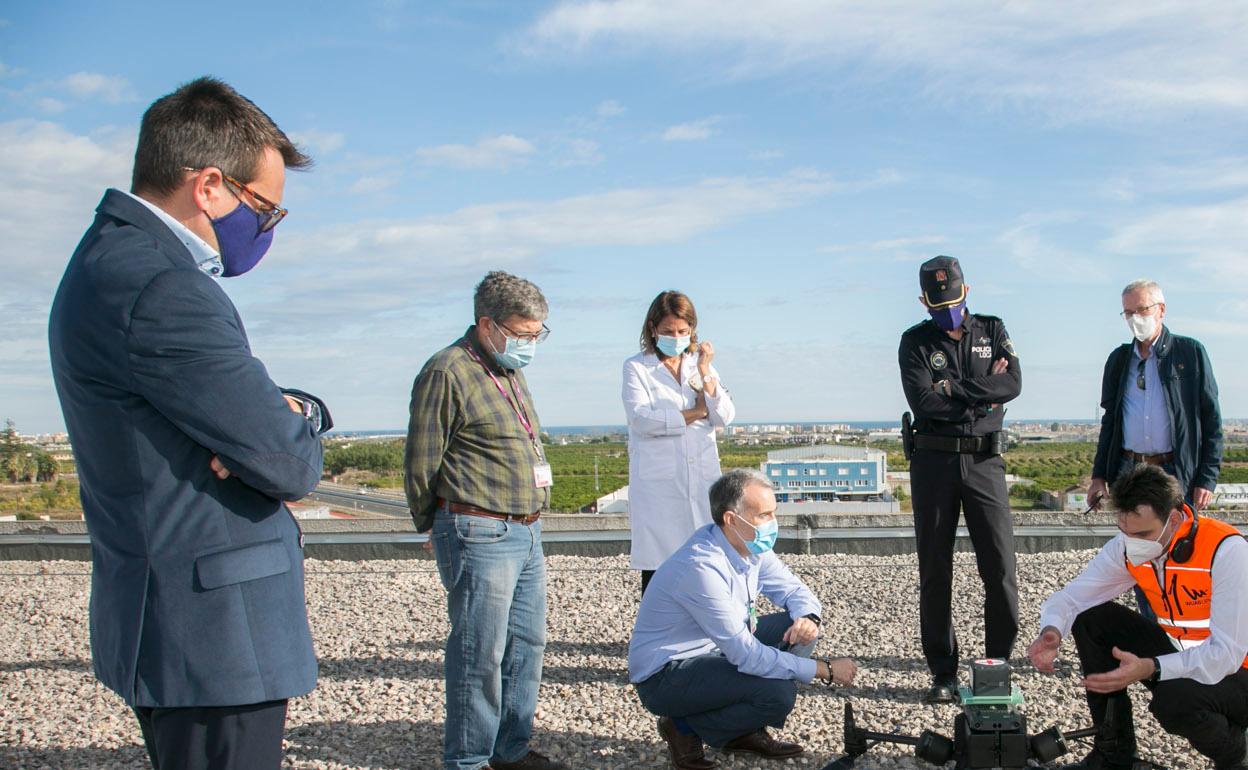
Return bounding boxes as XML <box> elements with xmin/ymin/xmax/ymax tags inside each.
<box><xmin>405</xmin><ymin>271</ymin><xmax>567</xmax><ymax>770</ymax></box>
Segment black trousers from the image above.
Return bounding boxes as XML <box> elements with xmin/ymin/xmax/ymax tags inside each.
<box><xmin>910</xmin><ymin>450</ymin><xmax>1018</xmax><ymax>677</ymax></box>
<box><xmin>133</xmin><ymin>699</ymin><xmax>288</xmax><ymax>770</ymax></box>
<box><xmin>1072</xmin><ymin>602</ymin><xmax>1248</xmax><ymax>767</ymax></box>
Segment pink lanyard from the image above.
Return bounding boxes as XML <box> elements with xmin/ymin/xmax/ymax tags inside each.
<box><xmin>463</xmin><ymin>342</ymin><xmax>542</xmax><ymax>459</ymax></box>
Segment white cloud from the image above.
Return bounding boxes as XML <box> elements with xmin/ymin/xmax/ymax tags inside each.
<box><xmin>870</xmin><ymin>235</ymin><xmax>947</xmax><ymax>251</ymax></box>
<box><xmin>1103</xmin><ymin>197</ymin><xmax>1248</xmax><ymax>277</ymax></box>
<box><xmin>233</xmin><ymin>167</ymin><xmax>891</xmax><ymax>336</ymax></box>
<box><xmin>662</xmin><ymin>116</ymin><xmax>720</xmax><ymax>141</ymax></box>
<box><xmin>596</xmin><ymin>99</ymin><xmax>625</xmax><ymax>118</ymax></box>
<box><xmin>1104</xmin><ymin>157</ymin><xmax>1248</xmax><ymax>202</ymax></box>
<box><xmin>60</xmin><ymin>71</ymin><xmax>135</xmax><ymax>103</ymax></box>
<box><xmin>0</xmin><ymin>120</ymin><xmax>133</xmax><ymax>279</ymax></box>
<box><xmin>524</xmin><ymin>0</ymin><xmax>1248</xmax><ymax>121</ymax></box>
<box><xmin>289</xmin><ymin>128</ymin><xmax>345</xmax><ymax>156</ymax></box>
<box><xmin>0</xmin><ymin>120</ymin><xmax>133</xmax><ymax>417</ymax></box>
<box><xmin>557</xmin><ymin>137</ymin><xmax>603</xmax><ymax>166</ymax></box>
<box><xmin>347</xmin><ymin>175</ymin><xmax>398</xmax><ymax>195</ymax></box>
<box><xmin>414</xmin><ymin>134</ymin><xmax>536</xmax><ymax>169</ymax></box>
<box><xmin>997</xmin><ymin>212</ymin><xmax>1112</xmax><ymax>281</ymax></box>
<box><xmin>36</xmin><ymin>97</ymin><xmax>66</xmax><ymax>114</ymax></box>
<box><xmin>750</xmin><ymin>149</ymin><xmax>784</xmax><ymax>161</ymax></box>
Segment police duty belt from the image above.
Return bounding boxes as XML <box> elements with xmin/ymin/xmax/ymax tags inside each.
<box><xmin>912</xmin><ymin>432</ymin><xmax>1006</xmax><ymax>455</ymax></box>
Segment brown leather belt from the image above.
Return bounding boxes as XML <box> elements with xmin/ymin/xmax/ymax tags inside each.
<box><xmin>438</xmin><ymin>498</ymin><xmax>541</xmax><ymax>525</ymax></box>
<box><xmin>1123</xmin><ymin>450</ymin><xmax>1174</xmax><ymax>466</ymax></box>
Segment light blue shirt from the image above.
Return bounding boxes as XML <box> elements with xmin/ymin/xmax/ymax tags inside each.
<box><xmin>1122</xmin><ymin>339</ymin><xmax>1173</xmax><ymax>455</ymax></box>
<box><xmin>628</xmin><ymin>523</ymin><xmax>822</xmax><ymax>684</ymax></box>
<box><xmin>120</xmin><ymin>189</ymin><xmax>224</xmax><ymax>278</ymax></box>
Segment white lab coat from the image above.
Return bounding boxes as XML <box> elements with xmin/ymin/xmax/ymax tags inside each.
<box><xmin>622</xmin><ymin>351</ymin><xmax>736</xmax><ymax>570</ymax></box>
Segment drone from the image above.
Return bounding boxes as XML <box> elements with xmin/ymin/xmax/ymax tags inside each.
<box><xmin>819</xmin><ymin>659</ymin><xmax>1166</xmax><ymax>770</ymax></box>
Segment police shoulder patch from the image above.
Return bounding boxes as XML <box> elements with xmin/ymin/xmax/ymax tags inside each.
<box><xmin>929</xmin><ymin>351</ymin><xmax>948</xmax><ymax>369</ymax></box>
<box><xmin>1004</xmin><ymin>338</ymin><xmax>1018</xmax><ymax>358</ymax></box>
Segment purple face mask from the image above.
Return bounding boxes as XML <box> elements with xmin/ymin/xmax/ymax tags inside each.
<box><xmin>929</xmin><ymin>301</ymin><xmax>966</xmax><ymax>332</ymax></box>
<box><xmin>211</xmin><ymin>202</ymin><xmax>274</xmax><ymax>277</ymax></box>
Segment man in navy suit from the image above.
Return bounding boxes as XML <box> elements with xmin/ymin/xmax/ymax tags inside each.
<box><xmin>48</xmin><ymin>77</ymin><xmax>328</xmax><ymax>770</ymax></box>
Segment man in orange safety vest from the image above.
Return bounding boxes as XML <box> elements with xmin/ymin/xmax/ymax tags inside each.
<box><xmin>1028</xmin><ymin>463</ymin><xmax>1248</xmax><ymax>770</ymax></box>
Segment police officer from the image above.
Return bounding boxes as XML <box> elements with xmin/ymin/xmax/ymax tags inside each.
<box><xmin>898</xmin><ymin>256</ymin><xmax>1022</xmax><ymax>703</ymax></box>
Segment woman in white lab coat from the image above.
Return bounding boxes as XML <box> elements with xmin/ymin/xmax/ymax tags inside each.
<box><xmin>622</xmin><ymin>290</ymin><xmax>735</xmax><ymax>595</ymax></box>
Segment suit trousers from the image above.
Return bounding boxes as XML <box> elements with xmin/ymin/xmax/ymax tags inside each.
<box><xmin>1072</xmin><ymin>601</ymin><xmax>1248</xmax><ymax>767</ymax></box>
<box><xmin>910</xmin><ymin>450</ymin><xmax>1018</xmax><ymax>677</ymax></box>
<box><xmin>633</xmin><ymin>612</ymin><xmax>814</xmax><ymax>747</ymax></box>
<box><xmin>132</xmin><ymin>699</ymin><xmax>288</xmax><ymax>770</ymax></box>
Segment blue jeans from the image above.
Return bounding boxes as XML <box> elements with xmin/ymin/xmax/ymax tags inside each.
<box><xmin>432</xmin><ymin>509</ymin><xmax>547</xmax><ymax>770</ymax></box>
<box><xmin>633</xmin><ymin>612</ymin><xmax>814</xmax><ymax>747</ymax></box>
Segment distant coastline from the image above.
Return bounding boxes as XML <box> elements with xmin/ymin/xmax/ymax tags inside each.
<box><xmin>329</xmin><ymin>418</ymin><xmax>1115</xmax><ymax>438</ymax></box>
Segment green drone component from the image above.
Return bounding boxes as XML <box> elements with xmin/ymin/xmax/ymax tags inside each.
<box><xmin>957</xmin><ymin>685</ymin><xmax>1025</xmax><ymax>707</ymax></box>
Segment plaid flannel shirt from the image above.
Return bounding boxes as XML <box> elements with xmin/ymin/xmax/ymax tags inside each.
<box><xmin>405</xmin><ymin>326</ymin><xmax>549</xmax><ymax>532</ymax></box>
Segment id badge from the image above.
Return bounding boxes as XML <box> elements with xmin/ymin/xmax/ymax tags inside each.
<box><xmin>533</xmin><ymin>462</ymin><xmax>553</xmax><ymax>489</ymax></box>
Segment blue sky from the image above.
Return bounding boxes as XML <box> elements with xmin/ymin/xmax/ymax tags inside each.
<box><xmin>2</xmin><ymin>1</ymin><xmax>1246</xmax><ymax>432</ymax></box>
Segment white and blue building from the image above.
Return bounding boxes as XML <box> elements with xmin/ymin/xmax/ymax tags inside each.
<box><xmin>761</xmin><ymin>445</ymin><xmax>888</xmax><ymax>503</ymax></box>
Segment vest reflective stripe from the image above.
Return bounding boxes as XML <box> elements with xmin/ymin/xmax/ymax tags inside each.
<box><xmin>1124</xmin><ymin>508</ymin><xmax>1248</xmax><ymax>669</ymax></box>
<box><xmin>1155</xmin><ymin>617</ymin><xmax>1211</xmax><ymax>629</ymax></box>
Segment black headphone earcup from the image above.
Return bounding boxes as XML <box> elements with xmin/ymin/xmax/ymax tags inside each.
<box><xmin>1170</xmin><ymin>514</ymin><xmax>1199</xmax><ymax>564</ymax></box>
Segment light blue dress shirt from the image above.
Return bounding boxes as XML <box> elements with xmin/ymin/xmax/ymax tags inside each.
<box><xmin>628</xmin><ymin>523</ymin><xmax>821</xmax><ymax>684</ymax></box>
<box><xmin>121</xmin><ymin>190</ymin><xmax>224</xmax><ymax>278</ymax></box>
<box><xmin>1122</xmin><ymin>339</ymin><xmax>1173</xmax><ymax>455</ymax></box>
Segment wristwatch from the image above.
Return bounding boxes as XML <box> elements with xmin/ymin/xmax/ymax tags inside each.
<box><xmin>1147</xmin><ymin>657</ymin><xmax>1162</xmax><ymax>685</ymax></box>
<box><xmin>803</xmin><ymin>613</ymin><xmax>822</xmax><ymax>626</ymax></box>
<box><xmin>817</xmin><ymin>656</ymin><xmax>836</xmax><ymax>686</ymax></box>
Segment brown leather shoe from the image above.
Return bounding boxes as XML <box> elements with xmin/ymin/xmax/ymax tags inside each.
<box><xmin>490</xmin><ymin>750</ymin><xmax>570</xmax><ymax>770</ymax></box>
<box><xmin>658</xmin><ymin>717</ymin><xmax>717</xmax><ymax>769</ymax></box>
<box><xmin>722</xmin><ymin>728</ymin><xmax>804</xmax><ymax>759</ymax></box>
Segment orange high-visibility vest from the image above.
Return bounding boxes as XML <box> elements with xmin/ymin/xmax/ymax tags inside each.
<box><xmin>1125</xmin><ymin>506</ymin><xmax>1248</xmax><ymax>668</ymax></box>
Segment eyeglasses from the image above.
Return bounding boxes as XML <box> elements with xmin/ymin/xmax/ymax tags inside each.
<box><xmin>496</xmin><ymin>319</ymin><xmax>551</xmax><ymax>344</ymax></box>
<box><xmin>1121</xmin><ymin>303</ymin><xmax>1159</xmax><ymax>319</ymax></box>
<box><xmin>1137</xmin><ymin>359</ymin><xmax>1146</xmax><ymax>391</ymax></box>
<box><xmin>183</xmin><ymin>167</ymin><xmax>289</xmax><ymax>233</ymax></box>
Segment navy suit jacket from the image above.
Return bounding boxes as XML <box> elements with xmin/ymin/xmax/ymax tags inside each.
<box><xmin>48</xmin><ymin>189</ymin><xmax>323</xmax><ymax>707</ymax></box>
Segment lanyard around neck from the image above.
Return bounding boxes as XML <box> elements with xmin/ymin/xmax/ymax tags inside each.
<box><xmin>463</xmin><ymin>341</ymin><xmax>542</xmax><ymax>458</ymax></box>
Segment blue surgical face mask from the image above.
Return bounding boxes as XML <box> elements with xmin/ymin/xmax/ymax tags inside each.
<box><xmin>488</xmin><ymin>327</ymin><xmax>537</xmax><ymax>370</ymax></box>
<box><xmin>210</xmin><ymin>201</ymin><xmax>274</xmax><ymax>277</ymax></box>
<box><xmin>656</xmin><ymin>334</ymin><xmax>691</xmax><ymax>358</ymax></box>
<box><xmin>732</xmin><ymin>513</ymin><xmax>779</xmax><ymax>555</ymax></box>
<box><xmin>929</xmin><ymin>301</ymin><xmax>966</xmax><ymax>332</ymax></box>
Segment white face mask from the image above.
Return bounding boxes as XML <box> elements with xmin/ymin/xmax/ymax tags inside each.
<box><xmin>1125</xmin><ymin>515</ymin><xmax>1176</xmax><ymax>567</ymax></box>
<box><xmin>1126</xmin><ymin>313</ymin><xmax>1158</xmax><ymax>343</ymax></box>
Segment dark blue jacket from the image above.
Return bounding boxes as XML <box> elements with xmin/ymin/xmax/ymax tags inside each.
<box><xmin>1092</xmin><ymin>325</ymin><xmax>1222</xmax><ymax>495</ymax></box>
<box><xmin>48</xmin><ymin>190</ymin><xmax>323</xmax><ymax>707</ymax></box>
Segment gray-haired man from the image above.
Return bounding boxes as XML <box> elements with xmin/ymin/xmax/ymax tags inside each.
<box><xmin>405</xmin><ymin>271</ymin><xmax>567</xmax><ymax>770</ymax></box>
<box><xmin>1089</xmin><ymin>279</ymin><xmax>1222</xmax><ymax>512</ymax></box>
<box><xmin>628</xmin><ymin>469</ymin><xmax>857</xmax><ymax>769</ymax></box>
<box><xmin>1088</xmin><ymin>279</ymin><xmax>1223</xmax><ymax>621</ymax></box>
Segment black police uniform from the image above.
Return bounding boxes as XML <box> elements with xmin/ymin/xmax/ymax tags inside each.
<box><xmin>899</xmin><ymin>311</ymin><xmax>1021</xmax><ymax>681</ymax></box>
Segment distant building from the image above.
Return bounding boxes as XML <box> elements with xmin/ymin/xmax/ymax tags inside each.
<box><xmin>595</xmin><ymin>485</ymin><xmax>630</xmax><ymax>514</ymax></box>
<box><xmin>1214</xmin><ymin>484</ymin><xmax>1248</xmax><ymax>508</ymax></box>
<box><xmin>760</xmin><ymin>445</ymin><xmax>886</xmax><ymax>502</ymax></box>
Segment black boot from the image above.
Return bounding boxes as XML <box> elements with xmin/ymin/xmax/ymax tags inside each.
<box><xmin>1061</xmin><ymin>694</ymin><xmax>1139</xmax><ymax>770</ymax></box>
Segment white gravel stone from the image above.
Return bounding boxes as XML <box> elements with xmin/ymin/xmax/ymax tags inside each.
<box><xmin>0</xmin><ymin>552</ymin><xmax>1209</xmax><ymax>768</ymax></box>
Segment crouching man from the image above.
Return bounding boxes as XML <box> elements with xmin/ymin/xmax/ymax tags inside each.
<box><xmin>1028</xmin><ymin>463</ymin><xmax>1248</xmax><ymax>770</ymax></box>
<box><xmin>628</xmin><ymin>469</ymin><xmax>857</xmax><ymax>769</ymax></box>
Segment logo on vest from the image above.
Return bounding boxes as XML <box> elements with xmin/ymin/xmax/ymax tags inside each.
<box><xmin>1181</xmin><ymin>585</ymin><xmax>1210</xmax><ymax>603</ymax></box>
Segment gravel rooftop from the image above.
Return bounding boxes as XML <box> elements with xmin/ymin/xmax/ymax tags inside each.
<box><xmin>0</xmin><ymin>551</ymin><xmax>1205</xmax><ymax>769</ymax></box>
